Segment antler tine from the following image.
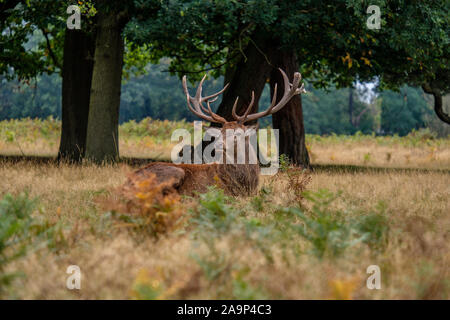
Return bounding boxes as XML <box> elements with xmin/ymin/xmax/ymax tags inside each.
<box><xmin>205</xmin><ymin>99</ymin><xmax>227</xmax><ymax>123</ymax></box>
<box><xmin>185</xmin><ymin>96</ymin><xmax>213</xmax><ymax>122</ymax></box>
<box><xmin>241</xmin><ymin>91</ymin><xmax>255</xmax><ymax>121</ymax></box>
<box><xmin>202</xmin><ymin>87</ymin><xmax>228</xmax><ymax>123</ymax></box>
<box><xmin>233</xmin><ymin>83</ymin><xmax>277</xmax><ymax>122</ymax></box>
<box><xmin>182</xmin><ymin>75</ymin><xmax>215</xmax><ymax>122</ymax></box>
<box><xmin>182</xmin><ymin>74</ymin><xmax>228</xmax><ymax>123</ymax></box>
<box><xmin>280</xmin><ymin>68</ymin><xmax>291</xmax><ymax>94</ymax></box>
<box><xmin>203</xmin><ymin>83</ymin><xmax>229</xmax><ymax>101</ymax></box>
<box><xmin>199</xmin><ymin>93</ymin><xmax>227</xmax><ymax>123</ymax></box>
<box><xmin>231</xmin><ymin>96</ymin><xmax>240</xmax><ymax>120</ymax></box>
<box><xmin>232</xmin><ymin>91</ymin><xmax>256</xmax><ymax>123</ymax></box>
<box><xmin>195</xmin><ymin>74</ymin><xmax>207</xmax><ymax>100</ymax></box>
<box><xmin>182</xmin><ymin>75</ymin><xmax>189</xmax><ymax>97</ymax></box>
<box><xmin>243</xmin><ymin>69</ymin><xmax>305</xmax><ymax>123</ymax></box>
<box><xmin>200</xmin><ymin>96</ymin><xmax>218</xmax><ymax>114</ymax></box>
<box><xmin>296</xmin><ymin>80</ymin><xmax>307</xmax><ymax>94</ymax></box>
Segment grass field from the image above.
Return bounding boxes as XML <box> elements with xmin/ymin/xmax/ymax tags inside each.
<box><xmin>0</xmin><ymin>118</ymin><xmax>449</xmax><ymax>299</ymax></box>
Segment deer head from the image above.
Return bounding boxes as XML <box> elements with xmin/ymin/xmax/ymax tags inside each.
<box><xmin>130</xmin><ymin>69</ymin><xmax>306</xmax><ymax>197</ymax></box>
<box><xmin>182</xmin><ymin>68</ymin><xmax>306</xmax><ymax>164</ymax></box>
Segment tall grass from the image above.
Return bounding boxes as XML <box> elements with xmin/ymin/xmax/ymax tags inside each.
<box><xmin>0</xmin><ymin>119</ymin><xmax>448</xmax><ymax>299</ymax></box>
<box><xmin>1</xmin><ymin>118</ymin><xmax>449</xmax><ymax>169</ymax></box>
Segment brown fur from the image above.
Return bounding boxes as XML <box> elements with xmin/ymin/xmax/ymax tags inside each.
<box><xmin>127</xmin><ymin>69</ymin><xmax>304</xmax><ymax>197</ymax></box>
<box><xmin>130</xmin><ymin>122</ymin><xmax>260</xmax><ymax>196</ymax></box>
<box><xmin>132</xmin><ymin>161</ymin><xmax>260</xmax><ymax>196</ymax></box>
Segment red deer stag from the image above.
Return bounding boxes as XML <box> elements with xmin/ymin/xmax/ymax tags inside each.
<box><xmin>129</xmin><ymin>68</ymin><xmax>306</xmax><ymax>196</ymax></box>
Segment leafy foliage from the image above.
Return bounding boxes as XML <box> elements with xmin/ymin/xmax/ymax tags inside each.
<box><xmin>0</xmin><ymin>66</ymin><xmax>435</xmax><ymax>135</ymax></box>
<box><xmin>0</xmin><ymin>192</ymin><xmax>64</xmax><ymax>294</ymax></box>
<box><xmin>0</xmin><ymin>192</ymin><xmax>37</xmax><ymax>291</ymax></box>
<box><xmin>126</xmin><ymin>0</ymin><xmax>449</xmax><ymax>95</ymax></box>
<box><xmin>286</xmin><ymin>189</ymin><xmax>389</xmax><ymax>258</ymax></box>
<box><xmin>102</xmin><ymin>173</ymin><xmax>184</xmax><ymax>238</ymax></box>
<box><xmin>380</xmin><ymin>86</ymin><xmax>432</xmax><ymax>136</ymax></box>
<box><xmin>303</xmin><ymin>85</ymin><xmax>378</xmax><ymax>135</ymax></box>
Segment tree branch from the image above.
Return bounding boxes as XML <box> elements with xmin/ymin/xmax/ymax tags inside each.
<box><xmin>248</xmin><ymin>37</ymin><xmax>273</xmax><ymax>67</ymax></box>
<box><xmin>353</xmin><ymin>105</ymin><xmax>371</xmax><ymax>127</ymax></box>
<box><xmin>422</xmin><ymin>83</ymin><xmax>450</xmax><ymax>125</ymax></box>
<box><xmin>41</xmin><ymin>28</ymin><xmax>62</xmax><ymax>70</ymax></box>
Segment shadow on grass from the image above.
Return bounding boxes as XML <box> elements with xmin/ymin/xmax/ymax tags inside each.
<box><xmin>0</xmin><ymin>154</ymin><xmax>170</xmax><ymax>167</ymax></box>
<box><xmin>312</xmin><ymin>163</ymin><xmax>450</xmax><ymax>174</ymax></box>
<box><xmin>0</xmin><ymin>154</ymin><xmax>448</xmax><ymax>175</ymax></box>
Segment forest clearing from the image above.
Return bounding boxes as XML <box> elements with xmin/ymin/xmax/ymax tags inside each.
<box><xmin>1</xmin><ymin>118</ymin><xmax>448</xmax><ymax>299</ymax></box>
<box><xmin>1</xmin><ymin>0</ymin><xmax>449</xmax><ymax>306</ymax></box>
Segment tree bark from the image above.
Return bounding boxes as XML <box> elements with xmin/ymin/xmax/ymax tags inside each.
<box><xmin>85</xmin><ymin>12</ymin><xmax>125</xmax><ymax>163</ymax></box>
<box><xmin>215</xmin><ymin>36</ymin><xmax>274</xmax><ymax>124</ymax></box>
<box><xmin>58</xmin><ymin>29</ymin><xmax>95</xmax><ymax>163</ymax></box>
<box><xmin>269</xmin><ymin>50</ymin><xmax>310</xmax><ymax>168</ymax></box>
<box><xmin>214</xmin><ymin>37</ymin><xmax>310</xmax><ymax>167</ymax></box>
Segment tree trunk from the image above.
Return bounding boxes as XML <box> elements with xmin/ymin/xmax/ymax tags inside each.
<box><xmin>422</xmin><ymin>83</ymin><xmax>450</xmax><ymax>125</ymax></box>
<box><xmin>58</xmin><ymin>29</ymin><xmax>95</xmax><ymax>163</ymax></box>
<box><xmin>85</xmin><ymin>12</ymin><xmax>124</xmax><ymax>163</ymax></box>
<box><xmin>270</xmin><ymin>50</ymin><xmax>310</xmax><ymax>168</ymax></box>
<box><xmin>215</xmin><ymin>36</ymin><xmax>274</xmax><ymax>124</ymax></box>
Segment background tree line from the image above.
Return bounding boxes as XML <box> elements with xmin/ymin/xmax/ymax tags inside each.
<box><xmin>1</xmin><ymin>0</ymin><xmax>448</xmax><ymax>166</ymax></box>
<box><xmin>0</xmin><ymin>62</ymin><xmax>441</xmax><ymax>137</ymax></box>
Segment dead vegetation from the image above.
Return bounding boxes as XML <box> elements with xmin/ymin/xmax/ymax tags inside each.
<box><xmin>0</xmin><ymin>122</ymin><xmax>449</xmax><ymax>299</ymax></box>
<box><xmin>101</xmin><ymin>172</ymin><xmax>184</xmax><ymax>237</ymax></box>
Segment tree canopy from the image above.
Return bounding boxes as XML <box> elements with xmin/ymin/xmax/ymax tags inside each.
<box><xmin>0</xmin><ymin>0</ymin><xmax>448</xmax><ymax>164</ymax></box>
<box><xmin>1</xmin><ymin>64</ymin><xmax>438</xmax><ymax>137</ymax></box>
<box><xmin>126</xmin><ymin>0</ymin><xmax>449</xmax><ymax>93</ymax></box>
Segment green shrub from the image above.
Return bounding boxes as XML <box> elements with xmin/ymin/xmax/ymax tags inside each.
<box><xmin>285</xmin><ymin>189</ymin><xmax>389</xmax><ymax>258</ymax></box>
<box><xmin>354</xmin><ymin>202</ymin><xmax>389</xmax><ymax>251</ymax></box>
<box><xmin>279</xmin><ymin>154</ymin><xmax>290</xmax><ymax>172</ymax></box>
<box><xmin>189</xmin><ymin>187</ymin><xmax>275</xmax><ymax>297</ymax></box>
<box><xmin>0</xmin><ymin>193</ymin><xmax>37</xmax><ymax>291</ymax></box>
<box><xmin>231</xmin><ymin>267</ymin><xmax>269</xmax><ymax>300</ymax></box>
<box><xmin>189</xmin><ymin>186</ymin><xmax>239</xmax><ymax>236</ymax></box>
<box><xmin>0</xmin><ymin>193</ymin><xmax>64</xmax><ymax>294</ymax></box>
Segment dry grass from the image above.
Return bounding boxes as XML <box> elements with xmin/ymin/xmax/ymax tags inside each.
<box><xmin>1</xmin><ymin>118</ymin><xmax>449</xmax><ymax>170</ymax></box>
<box><xmin>1</xmin><ymin>163</ymin><xmax>448</xmax><ymax>299</ymax></box>
<box><xmin>0</xmin><ymin>119</ymin><xmax>449</xmax><ymax>299</ymax></box>
<box><xmin>309</xmin><ymin>142</ymin><xmax>450</xmax><ymax>169</ymax></box>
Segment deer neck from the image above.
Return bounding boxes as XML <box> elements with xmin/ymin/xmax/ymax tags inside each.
<box><xmin>217</xmin><ymin>163</ymin><xmax>260</xmax><ymax>196</ymax></box>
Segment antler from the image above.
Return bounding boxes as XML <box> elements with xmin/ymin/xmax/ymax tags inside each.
<box><xmin>231</xmin><ymin>91</ymin><xmax>255</xmax><ymax>123</ymax></box>
<box><xmin>233</xmin><ymin>68</ymin><xmax>306</xmax><ymax>123</ymax></box>
<box><xmin>182</xmin><ymin>74</ymin><xmax>228</xmax><ymax>124</ymax></box>
<box><xmin>183</xmin><ymin>69</ymin><xmax>305</xmax><ymax>124</ymax></box>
